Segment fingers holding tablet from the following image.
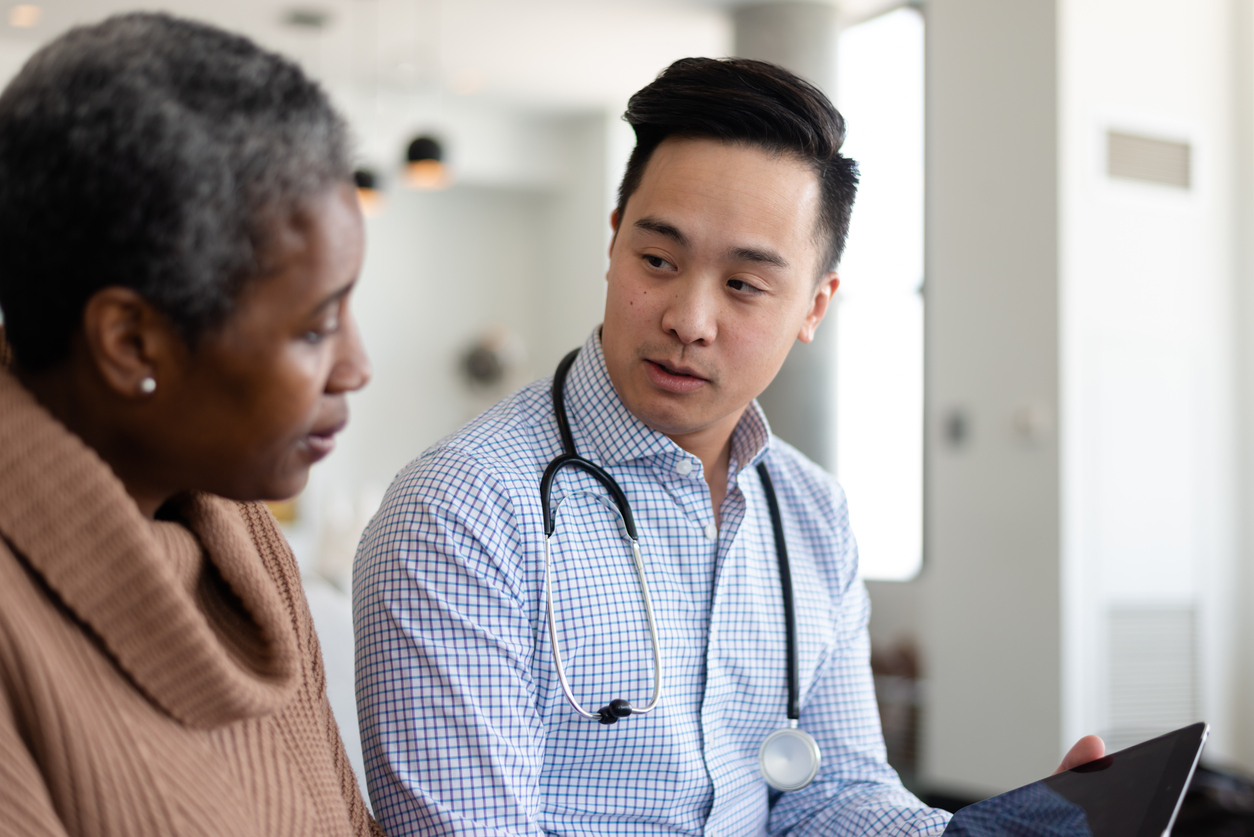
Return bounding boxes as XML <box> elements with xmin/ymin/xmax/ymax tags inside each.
<box><xmin>1054</xmin><ymin>735</ymin><xmax>1108</xmax><ymax>775</ymax></box>
<box><xmin>944</xmin><ymin>723</ymin><xmax>1208</xmax><ymax>837</ymax></box>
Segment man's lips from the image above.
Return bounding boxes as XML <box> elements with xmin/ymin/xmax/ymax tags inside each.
<box><xmin>644</xmin><ymin>359</ymin><xmax>709</xmax><ymax>394</ymax></box>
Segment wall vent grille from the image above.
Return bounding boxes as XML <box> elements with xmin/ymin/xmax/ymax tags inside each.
<box><xmin>1107</xmin><ymin>131</ymin><xmax>1191</xmax><ymax>189</ymax></box>
<box><xmin>1105</xmin><ymin>606</ymin><xmax>1198</xmax><ymax>753</ymax></box>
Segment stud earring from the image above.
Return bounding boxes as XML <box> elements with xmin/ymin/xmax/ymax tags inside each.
<box><xmin>139</xmin><ymin>376</ymin><xmax>157</xmax><ymax>395</ymax></box>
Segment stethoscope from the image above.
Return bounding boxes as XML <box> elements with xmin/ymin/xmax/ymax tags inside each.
<box><xmin>540</xmin><ymin>348</ymin><xmax>823</xmax><ymax>792</ymax></box>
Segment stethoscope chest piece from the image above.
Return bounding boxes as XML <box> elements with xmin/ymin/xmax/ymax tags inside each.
<box><xmin>759</xmin><ymin>725</ymin><xmax>822</xmax><ymax>792</ymax></box>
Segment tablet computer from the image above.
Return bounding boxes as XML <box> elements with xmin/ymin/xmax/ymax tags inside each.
<box><xmin>943</xmin><ymin>722</ymin><xmax>1209</xmax><ymax>837</ymax></box>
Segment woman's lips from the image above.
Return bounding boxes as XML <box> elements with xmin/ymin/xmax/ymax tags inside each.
<box><xmin>645</xmin><ymin>359</ymin><xmax>708</xmax><ymax>394</ymax></box>
<box><xmin>305</xmin><ymin>431</ymin><xmax>336</xmax><ymax>459</ymax></box>
<box><xmin>303</xmin><ymin>433</ymin><xmax>337</xmax><ymax>461</ymax></box>
<box><xmin>303</xmin><ymin>416</ymin><xmax>347</xmax><ymax>461</ymax></box>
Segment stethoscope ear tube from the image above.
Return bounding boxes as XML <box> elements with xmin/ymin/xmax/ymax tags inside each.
<box><xmin>543</xmin><ymin>349</ymin><xmax>656</xmax><ymax>724</ymax></box>
<box><xmin>552</xmin><ymin>349</ymin><xmax>581</xmax><ymax>456</ymax></box>
<box><xmin>756</xmin><ymin>463</ymin><xmax>799</xmax><ymax>722</ymax></box>
<box><xmin>540</xmin><ymin>455</ymin><xmax>638</xmax><ymax>540</ymax></box>
<box><xmin>542</xmin><ymin>347</ymin><xmax>640</xmax><ymax>541</ymax></box>
<box><xmin>543</xmin><ymin>526</ymin><xmax>663</xmax><ymax>722</ymax></box>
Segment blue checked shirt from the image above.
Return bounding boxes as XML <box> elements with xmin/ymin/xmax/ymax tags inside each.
<box><xmin>942</xmin><ymin>783</ymin><xmax>1090</xmax><ymax>836</ymax></box>
<box><xmin>354</xmin><ymin>329</ymin><xmax>951</xmax><ymax>836</ymax></box>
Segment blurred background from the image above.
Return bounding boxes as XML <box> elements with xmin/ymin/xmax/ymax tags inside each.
<box><xmin>5</xmin><ymin>0</ymin><xmax>1254</xmax><ymax>822</ymax></box>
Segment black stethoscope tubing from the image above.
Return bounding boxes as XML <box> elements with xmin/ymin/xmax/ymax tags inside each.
<box><xmin>756</xmin><ymin>461</ymin><xmax>800</xmax><ymax>723</ymax></box>
<box><xmin>541</xmin><ymin>349</ymin><xmax>637</xmax><ymax>541</ymax></box>
<box><xmin>541</xmin><ymin>348</ymin><xmax>819</xmax><ymax>789</ymax></box>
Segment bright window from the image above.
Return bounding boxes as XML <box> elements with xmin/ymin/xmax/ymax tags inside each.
<box><xmin>832</xmin><ymin>7</ymin><xmax>925</xmax><ymax>581</ymax></box>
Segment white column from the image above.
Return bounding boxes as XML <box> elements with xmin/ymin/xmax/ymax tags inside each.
<box><xmin>921</xmin><ymin>0</ymin><xmax>1063</xmax><ymax>795</ymax></box>
<box><xmin>733</xmin><ymin>2</ymin><xmax>839</xmax><ymax>468</ymax></box>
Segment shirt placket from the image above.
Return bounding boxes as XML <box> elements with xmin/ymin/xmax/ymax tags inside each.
<box><xmin>698</xmin><ymin>475</ymin><xmax>760</xmax><ymax>837</ymax></box>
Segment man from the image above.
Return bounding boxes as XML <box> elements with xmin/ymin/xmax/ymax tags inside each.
<box><xmin>354</xmin><ymin>58</ymin><xmax>1100</xmax><ymax>836</ymax></box>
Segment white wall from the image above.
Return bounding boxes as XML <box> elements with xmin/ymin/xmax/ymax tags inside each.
<box><xmin>1059</xmin><ymin>0</ymin><xmax>1237</xmax><ymax>764</ymax></box>
<box><xmin>922</xmin><ymin>0</ymin><xmax>1243</xmax><ymax>798</ymax></box>
<box><xmin>1234</xmin><ymin>0</ymin><xmax>1254</xmax><ymax>775</ymax></box>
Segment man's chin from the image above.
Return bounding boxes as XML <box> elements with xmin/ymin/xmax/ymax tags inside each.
<box><xmin>624</xmin><ymin>390</ymin><xmax>715</xmax><ymax>439</ymax></box>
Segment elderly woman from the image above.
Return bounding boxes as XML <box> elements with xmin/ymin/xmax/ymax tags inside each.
<box><xmin>0</xmin><ymin>13</ymin><xmax>381</xmax><ymax>836</ymax></box>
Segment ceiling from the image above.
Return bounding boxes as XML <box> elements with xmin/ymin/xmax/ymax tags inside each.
<box><xmin>0</xmin><ymin>0</ymin><xmax>905</xmax><ymax>112</ymax></box>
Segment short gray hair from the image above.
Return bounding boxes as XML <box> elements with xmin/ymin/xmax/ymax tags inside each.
<box><xmin>0</xmin><ymin>12</ymin><xmax>352</xmax><ymax>369</ymax></box>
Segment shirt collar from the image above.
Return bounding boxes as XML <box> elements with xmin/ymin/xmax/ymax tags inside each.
<box><xmin>561</xmin><ymin>327</ymin><xmax>773</xmax><ymax>475</ymax></box>
<box><xmin>728</xmin><ymin>396</ymin><xmax>773</xmax><ymax>476</ymax></box>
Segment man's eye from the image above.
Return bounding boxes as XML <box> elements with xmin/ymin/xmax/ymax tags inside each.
<box><xmin>727</xmin><ymin>278</ymin><xmax>761</xmax><ymax>294</ymax></box>
<box><xmin>644</xmin><ymin>255</ymin><xmax>671</xmax><ymax>270</ymax></box>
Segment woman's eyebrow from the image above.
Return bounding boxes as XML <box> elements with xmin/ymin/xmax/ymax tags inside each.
<box><xmin>305</xmin><ymin>280</ymin><xmax>356</xmax><ymax>317</ymax></box>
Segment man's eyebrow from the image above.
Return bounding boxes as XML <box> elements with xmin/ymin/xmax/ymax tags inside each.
<box><xmin>728</xmin><ymin>246</ymin><xmax>789</xmax><ymax>269</ymax></box>
<box><xmin>633</xmin><ymin>217</ymin><xmax>690</xmax><ymax>247</ymax></box>
<box><xmin>633</xmin><ymin>218</ymin><xmax>788</xmax><ymax>269</ymax></box>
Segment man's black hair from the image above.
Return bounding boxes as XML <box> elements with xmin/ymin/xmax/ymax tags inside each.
<box><xmin>0</xmin><ymin>13</ymin><xmax>351</xmax><ymax>370</ymax></box>
<box><xmin>616</xmin><ymin>57</ymin><xmax>859</xmax><ymax>276</ymax></box>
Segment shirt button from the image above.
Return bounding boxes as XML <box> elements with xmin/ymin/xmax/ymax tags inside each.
<box><xmin>675</xmin><ymin>458</ymin><xmax>693</xmax><ymax>476</ymax></box>
<box><xmin>704</xmin><ymin>523</ymin><xmax>718</xmax><ymax>542</ymax></box>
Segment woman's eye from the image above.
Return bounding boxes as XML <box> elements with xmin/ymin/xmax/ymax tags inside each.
<box><xmin>302</xmin><ymin>315</ymin><xmax>341</xmax><ymax>344</ymax></box>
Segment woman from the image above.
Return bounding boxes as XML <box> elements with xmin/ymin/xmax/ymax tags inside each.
<box><xmin>0</xmin><ymin>13</ymin><xmax>381</xmax><ymax>836</ymax></box>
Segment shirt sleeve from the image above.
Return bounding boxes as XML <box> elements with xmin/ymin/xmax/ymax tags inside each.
<box><xmin>766</xmin><ymin>485</ymin><xmax>951</xmax><ymax>837</ymax></box>
<box><xmin>944</xmin><ymin>782</ymin><xmax>1088</xmax><ymax>836</ymax></box>
<box><xmin>353</xmin><ymin>448</ymin><xmax>547</xmax><ymax>837</ymax></box>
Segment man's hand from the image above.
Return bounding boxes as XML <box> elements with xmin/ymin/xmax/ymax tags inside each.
<box><xmin>1053</xmin><ymin>735</ymin><xmax>1106</xmax><ymax>775</ymax></box>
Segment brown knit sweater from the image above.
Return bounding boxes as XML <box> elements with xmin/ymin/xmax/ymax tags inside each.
<box><xmin>0</xmin><ymin>344</ymin><xmax>383</xmax><ymax>836</ymax></box>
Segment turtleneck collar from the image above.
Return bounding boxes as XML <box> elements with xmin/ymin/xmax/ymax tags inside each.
<box><xmin>0</xmin><ymin>352</ymin><xmax>299</xmax><ymax>729</ymax></box>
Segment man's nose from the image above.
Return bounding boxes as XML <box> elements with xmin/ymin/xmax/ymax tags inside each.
<box><xmin>660</xmin><ymin>278</ymin><xmax>718</xmax><ymax>346</ymax></box>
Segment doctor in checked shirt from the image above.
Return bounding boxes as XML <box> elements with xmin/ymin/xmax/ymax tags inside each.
<box><xmin>354</xmin><ymin>57</ymin><xmax>1104</xmax><ymax>837</ymax></box>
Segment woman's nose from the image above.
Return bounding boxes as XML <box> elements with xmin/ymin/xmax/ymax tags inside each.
<box><xmin>329</xmin><ymin>312</ymin><xmax>372</xmax><ymax>393</ymax></box>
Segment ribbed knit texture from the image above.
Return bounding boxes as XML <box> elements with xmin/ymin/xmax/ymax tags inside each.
<box><xmin>0</xmin><ymin>336</ymin><xmax>383</xmax><ymax>837</ymax></box>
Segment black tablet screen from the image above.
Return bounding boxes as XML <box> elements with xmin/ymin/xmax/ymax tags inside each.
<box><xmin>943</xmin><ymin>723</ymin><xmax>1207</xmax><ymax>837</ymax></box>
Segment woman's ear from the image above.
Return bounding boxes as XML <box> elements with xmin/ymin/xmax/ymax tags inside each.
<box><xmin>80</xmin><ymin>287</ymin><xmax>180</xmax><ymax>398</ymax></box>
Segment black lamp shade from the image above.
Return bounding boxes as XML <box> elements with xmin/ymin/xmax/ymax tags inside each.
<box><xmin>406</xmin><ymin>136</ymin><xmax>444</xmax><ymax>164</ymax></box>
<box><xmin>354</xmin><ymin>169</ymin><xmax>379</xmax><ymax>191</ymax></box>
